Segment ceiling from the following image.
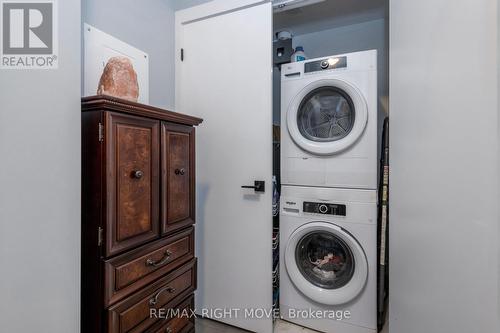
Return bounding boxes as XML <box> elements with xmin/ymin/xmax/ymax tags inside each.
<box><xmin>274</xmin><ymin>0</ymin><xmax>388</xmax><ymax>36</ymax></box>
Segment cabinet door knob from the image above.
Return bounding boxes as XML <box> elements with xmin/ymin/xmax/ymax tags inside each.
<box><xmin>175</xmin><ymin>168</ymin><xmax>186</xmax><ymax>176</ymax></box>
<box><xmin>132</xmin><ymin>170</ymin><xmax>144</xmax><ymax>179</ymax></box>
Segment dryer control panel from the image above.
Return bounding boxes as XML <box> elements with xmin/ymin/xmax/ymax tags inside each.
<box><xmin>303</xmin><ymin>202</ymin><xmax>346</xmax><ymax>216</ymax></box>
<box><xmin>305</xmin><ymin>56</ymin><xmax>347</xmax><ymax>73</ymax></box>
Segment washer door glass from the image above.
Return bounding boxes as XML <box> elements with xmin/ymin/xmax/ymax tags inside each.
<box><xmin>286</xmin><ymin>79</ymin><xmax>368</xmax><ymax>156</ymax></box>
<box><xmin>297</xmin><ymin>87</ymin><xmax>355</xmax><ymax>142</ymax></box>
<box><xmin>284</xmin><ymin>222</ymin><xmax>368</xmax><ymax>305</ymax></box>
<box><xmin>295</xmin><ymin>231</ymin><xmax>355</xmax><ymax>289</ymax></box>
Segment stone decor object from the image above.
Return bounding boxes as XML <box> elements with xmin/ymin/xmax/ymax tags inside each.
<box><xmin>97</xmin><ymin>56</ymin><xmax>139</xmax><ymax>102</ymax></box>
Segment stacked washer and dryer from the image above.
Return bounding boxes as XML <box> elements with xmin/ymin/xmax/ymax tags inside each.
<box><xmin>280</xmin><ymin>50</ymin><xmax>378</xmax><ymax>333</ymax></box>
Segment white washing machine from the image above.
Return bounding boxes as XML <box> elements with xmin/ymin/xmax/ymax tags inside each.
<box><xmin>280</xmin><ymin>186</ymin><xmax>377</xmax><ymax>333</ymax></box>
<box><xmin>281</xmin><ymin>50</ymin><xmax>378</xmax><ymax>189</ymax></box>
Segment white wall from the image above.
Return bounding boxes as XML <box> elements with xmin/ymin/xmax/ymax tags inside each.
<box><xmin>498</xmin><ymin>0</ymin><xmax>500</xmax><ymax>317</ymax></box>
<box><xmin>82</xmin><ymin>0</ymin><xmax>214</xmax><ymax>110</ymax></box>
<box><xmin>389</xmin><ymin>1</ymin><xmax>499</xmax><ymax>332</ymax></box>
<box><xmin>0</xmin><ymin>0</ymin><xmax>81</xmax><ymax>332</ymax></box>
<box><xmin>84</xmin><ymin>0</ymin><xmax>176</xmax><ymax>109</ymax></box>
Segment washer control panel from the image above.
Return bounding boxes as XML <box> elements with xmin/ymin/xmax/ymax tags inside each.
<box><xmin>305</xmin><ymin>56</ymin><xmax>347</xmax><ymax>73</ymax></box>
<box><xmin>303</xmin><ymin>202</ymin><xmax>347</xmax><ymax>216</ymax></box>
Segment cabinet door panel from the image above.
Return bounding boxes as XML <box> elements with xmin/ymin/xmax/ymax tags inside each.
<box><xmin>106</xmin><ymin>112</ymin><xmax>160</xmax><ymax>257</ymax></box>
<box><xmin>162</xmin><ymin>123</ymin><xmax>195</xmax><ymax>235</ymax></box>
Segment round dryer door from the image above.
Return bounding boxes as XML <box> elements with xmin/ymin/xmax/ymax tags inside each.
<box><xmin>287</xmin><ymin>79</ymin><xmax>368</xmax><ymax>155</ymax></box>
<box><xmin>285</xmin><ymin>222</ymin><xmax>368</xmax><ymax>305</ymax></box>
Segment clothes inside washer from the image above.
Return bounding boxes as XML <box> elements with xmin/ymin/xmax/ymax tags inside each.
<box><xmin>295</xmin><ymin>231</ymin><xmax>355</xmax><ymax>289</ymax></box>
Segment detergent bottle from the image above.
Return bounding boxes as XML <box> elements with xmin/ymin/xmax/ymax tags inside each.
<box><xmin>291</xmin><ymin>46</ymin><xmax>307</xmax><ymax>62</ymax></box>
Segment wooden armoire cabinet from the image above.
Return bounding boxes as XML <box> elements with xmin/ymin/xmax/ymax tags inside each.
<box><xmin>82</xmin><ymin>95</ymin><xmax>202</xmax><ymax>333</ymax></box>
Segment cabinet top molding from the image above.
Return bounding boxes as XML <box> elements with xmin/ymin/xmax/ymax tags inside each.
<box><xmin>82</xmin><ymin>95</ymin><xmax>203</xmax><ymax>126</ymax></box>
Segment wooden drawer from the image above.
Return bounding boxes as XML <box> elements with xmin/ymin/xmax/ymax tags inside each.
<box><xmin>108</xmin><ymin>260</ymin><xmax>196</xmax><ymax>333</ymax></box>
<box><xmin>147</xmin><ymin>295</ymin><xmax>195</xmax><ymax>333</ymax></box>
<box><xmin>105</xmin><ymin>227</ymin><xmax>195</xmax><ymax>306</ymax></box>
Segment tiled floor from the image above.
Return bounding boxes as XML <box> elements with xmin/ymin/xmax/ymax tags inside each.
<box><xmin>274</xmin><ymin>319</ymin><xmax>320</xmax><ymax>332</ymax></box>
<box><xmin>195</xmin><ymin>318</ymin><xmax>323</xmax><ymax>332</ymax></box>
<box><xmin>195</xmin><ymin>318</ymin><xmax>389</xmax><ymax>332</ymax></box>
<box><xmin>195</xmin><ymin>318</ymin><xmax>248</xmax><ymax>333</ymax></box>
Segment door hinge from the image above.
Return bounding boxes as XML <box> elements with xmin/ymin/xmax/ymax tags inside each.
<box><xmin>98</xmin><ymin>227</ymin><xmax>103</xmax><ymax>246</ymax></box>
<box><xmin>98</xmin><ymin>122</ymin><xmax>104</xmax><ymax>142</ymax></box>
<box><xmin>181</xmin><ymin>48</ymin><xmax>184</xmax><ymax>61</ymax></box>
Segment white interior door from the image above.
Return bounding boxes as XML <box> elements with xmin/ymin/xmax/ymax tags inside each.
<box><xmin>176</xmin><ymin>1</ymin><xmax>273</xmax><ymax>332</ymax></box>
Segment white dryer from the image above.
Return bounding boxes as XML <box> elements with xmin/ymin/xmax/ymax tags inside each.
<box><xmin>281</xmin><ymin>50</ymin><xmax>378</xmax><ymax>189</ymax></box>
<box><xmin>280</xmin><ymin>185</ymin><xmax>377</xmax><ymax>333</ymax></box>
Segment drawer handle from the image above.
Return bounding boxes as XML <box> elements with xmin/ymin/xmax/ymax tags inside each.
<box><xmin>146</xmin><ymin>250</ymin><xmax>172</xmax><ymax>267</ymax></box>
<box><xmin>149</xmin><ymin>286</ymin><xmax>176</xmax><ymax>306</ymax></box>
<box><xmin>132</xmin><ymin>170</ymin><xmax>144</xmax><ymax>179</ymax></box>
<box><xmin>174</xmin><ymin>168</ymin><xmax>186</xmax><ymax>176</ymax></box>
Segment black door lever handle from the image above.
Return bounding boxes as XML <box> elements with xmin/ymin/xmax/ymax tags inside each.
<box><xmin>241</xmin><ymin>180</ymin><xmax>265</xmax><ymax>193</ymax></box>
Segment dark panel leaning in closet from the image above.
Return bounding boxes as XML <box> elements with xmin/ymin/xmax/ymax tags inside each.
<box><xmin>81</xmin><ymin>95</ymin><xmax>202</xmax><ymax>333</ymax></box>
